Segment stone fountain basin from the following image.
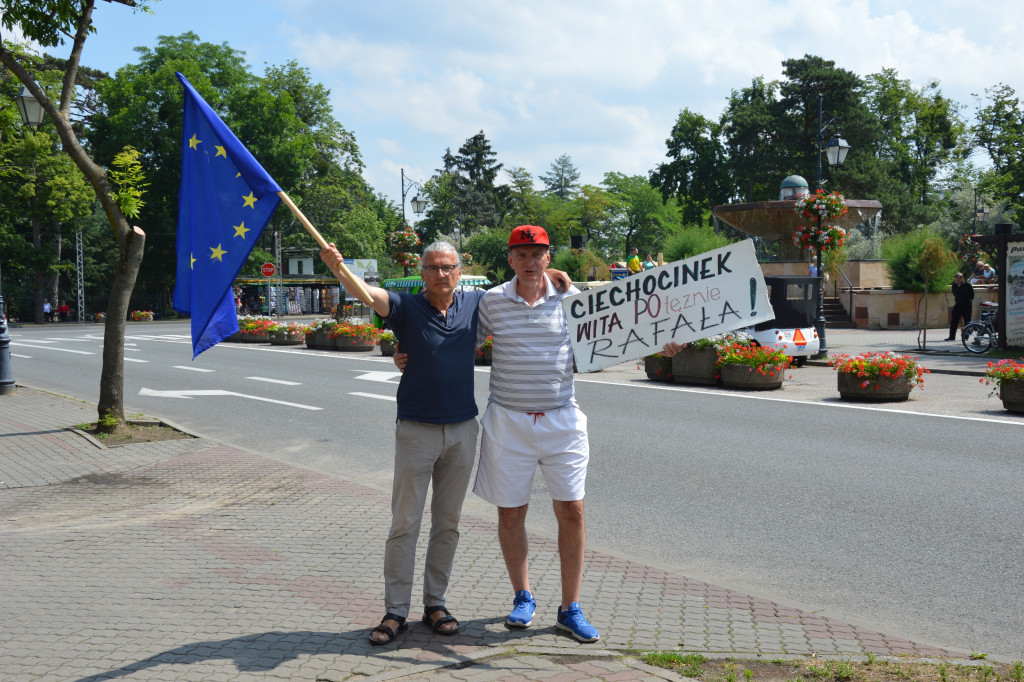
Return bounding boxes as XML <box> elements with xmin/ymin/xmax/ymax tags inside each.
<box><xmin>713</xmin><ymin>199</ymin><xmax>882</xmax><ymax>240</ymax></box>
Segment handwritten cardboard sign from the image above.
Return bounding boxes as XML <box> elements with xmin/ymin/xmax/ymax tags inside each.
<box><xmin>562</xmin><ymin>240</ymin><xmax>774</xmax><ymax>372</ymax></box>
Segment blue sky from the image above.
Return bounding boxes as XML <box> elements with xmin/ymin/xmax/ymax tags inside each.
<box><xmin>27</xmin><ymin>0</ymin><xmax>1024</xmax><ymax>212</ymax></box>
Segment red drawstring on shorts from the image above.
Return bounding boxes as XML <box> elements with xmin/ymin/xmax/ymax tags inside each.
<box><xmin>527</xmin><ymin>412</ymin><xmax>545</xmax><ymax>425</ymax></box>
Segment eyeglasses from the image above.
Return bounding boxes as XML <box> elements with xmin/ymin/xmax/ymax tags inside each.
<box><xmin>422</xmin><ymin>264</ymin><xmax>458</xmax><ymax>275</ymax></box>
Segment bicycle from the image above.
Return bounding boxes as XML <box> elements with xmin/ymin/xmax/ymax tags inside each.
<box><xmin>961</xmin><ymin>301</ymin><xmax>999</xmax><ymax>354</ymax></box>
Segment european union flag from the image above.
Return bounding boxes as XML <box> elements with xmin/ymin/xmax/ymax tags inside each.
<box><xmin>173</xmin><ymin>71</ymin><xmax>282</xmax><ymax>358</ymax></box>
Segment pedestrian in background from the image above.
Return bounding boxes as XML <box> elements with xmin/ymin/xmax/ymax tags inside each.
<box><xmin>947</xmin><ymin>272</ymin><xmax>974</xmax><ymax>341</ymax></box>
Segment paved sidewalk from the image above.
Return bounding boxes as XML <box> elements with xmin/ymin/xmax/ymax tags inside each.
<box><xmin>1</xmin><ymin>375</ymin><xmax>984</xmax><ymax>682</ymax></box>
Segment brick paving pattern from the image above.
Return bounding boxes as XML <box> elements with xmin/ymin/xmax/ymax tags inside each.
<box><xmin>1</xmin><ymin>385</ymin><xmax>971</xmax><ymax>681</ymax></box>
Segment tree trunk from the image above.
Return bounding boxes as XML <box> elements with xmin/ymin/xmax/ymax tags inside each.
<box><xmin>97</xmin><ymin>225</ymin><xmax>145</xmax><ymax>424</ymax></box>
<box><xmin>33</xmin><ymin>216</ymin><xmax>44</xmax><ymax>324</ymax></box>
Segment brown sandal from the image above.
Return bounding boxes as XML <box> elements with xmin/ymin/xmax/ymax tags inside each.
<box><xmin>369</xmin><ymin>613</ymin><xmax>407</xmax><ymax>645</ymax></box>
<box><xmin>421</xmin><ymin>605</ymin><xmax>459</xmax><ymax>635</ymax></box>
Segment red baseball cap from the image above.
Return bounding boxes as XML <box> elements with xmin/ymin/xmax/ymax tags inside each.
<box><xmin>509</xmin><ymin>225</ymin><xmax>549</xmax><ymax>248</ymax></box>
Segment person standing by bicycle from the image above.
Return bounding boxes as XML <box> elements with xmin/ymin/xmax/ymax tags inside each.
<box><xmin>947</xmin><ymin>272</ymin><xmax>974</xmax><ymax>341</ymax></box>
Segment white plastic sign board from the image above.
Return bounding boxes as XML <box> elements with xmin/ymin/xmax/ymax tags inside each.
<box><xmin>562</xmin><ymin>239</ymin><xmax>774</xmax><ymax>372</ymax></box>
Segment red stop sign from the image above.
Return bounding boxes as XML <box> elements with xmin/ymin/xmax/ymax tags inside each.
<box><xmin>260</xmin><ymin>262</ymin><xmax>276</xmax><ymax>277</ymax></box>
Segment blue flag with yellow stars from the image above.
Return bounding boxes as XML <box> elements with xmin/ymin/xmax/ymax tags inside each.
<box><xmin>173</xmin><ymin>71</ymin><xmax>282</xmax><ymax>358</ymax></box>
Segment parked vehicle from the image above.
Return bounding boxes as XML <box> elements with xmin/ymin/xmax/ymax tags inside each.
<box><xmin>742</xmin><ymin>276</ymin><xmax>821</xmax><ymax>366</ymax></box>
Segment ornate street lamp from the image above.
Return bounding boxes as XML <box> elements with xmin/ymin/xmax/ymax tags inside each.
<box><xmin>1</xmin><ymin>84</ymin><xmax>47</xmax><ymax>395</ymax></box>
<box><xmin>15</xmin><ymin>85</ymin><xmax>46</xmax><ymax>130</ymax></box>
<box><xmin>813</xmin><ymin>93</ymin><xmax>851</xmax><ymax>357</ymax></box>
<box><xmin>399</xmin><ymin>169</ymin><xmax>426</xmax><ymax>275</ymax></box>
<box><xmin>974</xmin><ymin>188</ymin><xmax>988</xmax><ymax>232</ymax></box>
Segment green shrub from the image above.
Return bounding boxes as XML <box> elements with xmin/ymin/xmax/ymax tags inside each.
<box><xmin>881</xmin><ymin>227</ymin><xmax>959</xmax><ymax>293</ymax></box>
<box><xmin>464</xmin><ymin>227</ymin><xmax>513</xmax><ymax>272</ymax></box>
<box><xmin>663</xmin><ymin>224</ymin><xmax>734</xmax><ymax>262</ymax></box>
<box><xmin>550</xmin><ymin>248</ymin><xmax>609</xmax><ymax>281</ymax></box>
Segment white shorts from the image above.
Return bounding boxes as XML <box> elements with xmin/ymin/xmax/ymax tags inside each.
<box><xmin>473</xmin><ymin>401</ymin><xmax>589</xmax><ymax>508</ymax></box>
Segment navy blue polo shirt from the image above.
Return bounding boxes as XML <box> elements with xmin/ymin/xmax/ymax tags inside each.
<box><xmin>386</xmin><ymin>289</ymin><xmax>486</xmax><ymax>423</ymax></box>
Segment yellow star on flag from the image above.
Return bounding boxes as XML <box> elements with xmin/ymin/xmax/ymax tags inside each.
<box><xmin>215</xmin><ymin>145</ymin><xmax>227</xmax><ymax>158</ymax></box>
<box><xmin>209</xmin><ymin>244</ymin><xmax>227</xmax><ymax>262</ymax></box>
<box><xmin>189</xmin><ymin>133</ymin><xmax>201</xmax><ymax>149</ymax></box>
<box><xmin>242</xmin><ymin>191</ymin><xmax>257</xmax><ymax>209</ymax></box>
<box><xmin>190</xmin><ymin>253</ymin><xmax>197</xmax><ymax>270</ymax></box>
<box><xmin>233</xmin><ymin>222</ymin><xmax>250</xmax><ymax>239</ymax></box>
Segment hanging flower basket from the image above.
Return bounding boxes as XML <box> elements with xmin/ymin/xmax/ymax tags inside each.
<box><xmin>791</xmin><ymin>223</ymin><xmax>848</xmax><ymax>253</ymax></box>
<box><xmin>794</xmin><ymin>189</ymin><xmax>848</xmax><ymax>222</ymax></box>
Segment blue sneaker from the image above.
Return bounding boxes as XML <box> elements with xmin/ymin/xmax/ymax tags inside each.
<box><xmin>505</xmin><ymin>590</ymin><xmax>535</xmax><ymax>628</ymax></box>
<box><xmin>556</xmin><ymin>602</ymin><xmax>599</xmax><ymax>642</ymax></box>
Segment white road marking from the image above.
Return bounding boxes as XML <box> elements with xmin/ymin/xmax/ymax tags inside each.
<box><xmin>138</xmin><ymin>387</ymin><xmax>322</xmax><ymax>410</ymax></box>
<box><xmin>45</xmin><ymin>338</ymin><xmax>93</xmax><ymax>342</ymax></box>
<box><xmin>576</xmin><ymin>376</ymin><xmax>1024</xmax><ymax>427</ymax></box>
<box><xmin>124</xmin><ymin>358</ymin><xmax>149</xmax><ymax>363</ymax></box>
<box><xmin>350</xmin><ymin>391</ymin><xmax>396</xmax><ymax>402</ymax></box>
<box><xmin>353</xmin><ymin>370</ymin><xmax>403</xmax><ymax>383</ymax></box>
<box><xmin>173</xmin><ymin>365</ymin><xmax>214</xmax><ymax>372</ymax></box>
<box><xmin>11</xmin><ymin>353</ymin><xmax>31</xmax><ymax>358</ymax></box>
<box><xmin>10</xmin><ymin>343</ymin><xmax>94</xmax><ymax>355</ymax></box>
<box><xmin>16</xmin><ymin>339</ymin><xmax>56</xmax><ymax>344</ymax></box>
<box><xmin>246</xmin><ymin>376</ymin><xmax>302</xmax><ymax>385</ymax></box>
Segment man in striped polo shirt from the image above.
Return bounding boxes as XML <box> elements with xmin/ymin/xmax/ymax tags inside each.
<box><xmin>473</xmin><ymin>225</ymin><xmax>601</xmax><ymax>642</ymax></box>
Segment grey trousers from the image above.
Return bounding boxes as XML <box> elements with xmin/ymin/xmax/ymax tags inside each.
<box><xmin>384</xmin><ymin>418</ymin><xmax>478</xmax><ymax>618</ymax></box>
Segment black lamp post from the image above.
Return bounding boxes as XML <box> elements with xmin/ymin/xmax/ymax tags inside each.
<box><xmin>1</xmin><ymin>85</ymin><xmax>47</xmax><ymax>396</ymax></box>
<box><xmin>973</xmin><ymin>188</ymin><xmax>988</xmax><ymax>233</ymax></box>
<box><xmin>813</xmin><ymin>93</ymin><xmax>851</xmax><ymax>357</ymax></box>
<box><xmin>399</xmin><ymin>169</ymin><xmax>426</xmax><ymax>275</ymax></box>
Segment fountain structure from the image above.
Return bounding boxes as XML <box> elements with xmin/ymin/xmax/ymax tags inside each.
<box><xmin>712</xmin><ymin>175</ymin><xmax>882</xmax><ymax>261</ymax></box>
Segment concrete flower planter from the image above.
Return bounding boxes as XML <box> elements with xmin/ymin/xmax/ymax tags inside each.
<box><xmin>720</xmin><ymin>363</ymin><xmax>784</xmax><ymax>390</ymax></box>
<box><xmin>379</xmin><ymin>340</ymin><xmax>396</xmax><ymax>357</ymax></box>
<box><xmin>644</xmin><ymin>355</ymin><xmax>674</xmax><ymax>382</ymax></box>
<box><xmin>837</xmin><ymin>372</ymin><xmax>913</xmax><ymax>402</ymax></box>
<box><xmin>269</xmin><ymin>332</ymin><xmax>303</xmax><ymax>346</ymax></box>
<box><xmin>998</xmin><ymin>379</ymin><xmax>1024</xmax><ymax>413</ymax></box>
<box><xmin>333</xmin><ymin>336</ymin><xmax>375</xmax><ymax>352</ymax></box>
<box><xmin>671</xmin><ymin>347</ymin><xmax>718</xmax><ymax>385</ymax></box>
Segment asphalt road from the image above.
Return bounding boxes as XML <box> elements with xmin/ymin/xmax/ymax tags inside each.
<box><xmin>7</xmin><ymin>320</ymin><xmax>1024</xmax><ymax>660</ymax></box>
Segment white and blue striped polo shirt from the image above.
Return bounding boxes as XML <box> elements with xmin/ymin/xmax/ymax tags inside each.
<box><xmin>478</xmin><ymin>277</ymin><xmax>580</xmax><ymax>412</ymax></box>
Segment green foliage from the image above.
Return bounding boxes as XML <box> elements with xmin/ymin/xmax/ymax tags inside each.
<box><xmin>108</xmin><ymin>146</ymin><xmax>148</xmax><ymax>219</ymax></box>
<box><xmin>881</xmin><ymin>227</ymin><xmax>959</xmax><ymax>292</ymax></box>
<box><xmin>640</xmin><ymin>652</ymin><xmax>705</xmax><ymax>678</ymax></box>
<box><xmin>550</xmin><ymin>248</ymin><xmax>608</xmax><ymax>282</ymax></box>
<box><xmin>602</xmin><ymin>171</ymin><xmax>678</xmax><ymax>258</ymax></box>
<box><xmin>663</xmin><ymin>223</ymin><xmax>734</xmax><ymax>262</ymax></box>
<box><xmin>540</xmin><ymin>153</ymin><xmax>580</xmax><ymax>200</ymax></box>
<box><xmin>464</xmin><ymin>226</ymin><xmax>512</xmax><ymax>273</ymax></box>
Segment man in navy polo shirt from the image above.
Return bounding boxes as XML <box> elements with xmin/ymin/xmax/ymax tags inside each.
<box><xmin>320</xmin><ymin>240</ymin><xmax>570</xmax><ymax>645</ymax></box>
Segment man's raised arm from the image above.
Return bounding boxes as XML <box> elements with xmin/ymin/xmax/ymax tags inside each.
<box><xmin>320</xmin><ymin>243</ymin><xmax>392</xmax><ymax>318</ymax></box>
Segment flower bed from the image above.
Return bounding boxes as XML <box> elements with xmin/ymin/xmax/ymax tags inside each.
<box><xmin>329</xmin><ymin>321</ymin><xmax>379</xmax><ymax>351</ymax></box>
<box><xmin>238</xmin><ymin>315</ymin><xmax>275</xmax><ymax>342</ymax></box>
<box><xmin>981</xmin><ymin>359</ymin><xmax>1024</xmax><ymax>413</ymax></box>
<box><xmin>716</xmin><ymin>340</ymin><xmax>789</xmax><ymax>390</ymax></box>
<box><xmin>829</xmin><ymin>351</ymin><xmax>927</xmax><ymax>402</ymax></box>
<box><xmin>130</xmin><ymin>310</ymin><xmax>154</xmax><ymax>321</ymax></box>
<box><xmin>267</xmin><ymin>321</ymin><xmax>308</xmax><ymax>346</ymax></box>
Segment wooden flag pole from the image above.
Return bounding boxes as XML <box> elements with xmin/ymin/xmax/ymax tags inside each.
<box><xmin>276</xmin><ymin>191</ymin><xmax>375</xmax><ymax>306</ymax></box>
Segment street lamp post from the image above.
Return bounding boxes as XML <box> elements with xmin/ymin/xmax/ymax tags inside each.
<box><xmin>813</xmin><ymin>93</ymin><xmax>851</xmax><ymax>357</ymax></box>
<box><xmin>399</xmin><ymin>169</ymin><xmax>426</xmax><ymax>275</ymax></box>
<box><xmin>973</xmin><ymin>188</ymin><xmax>988</xmax><ymax>233</ymax></box>
<box><xmin>452</xmin><ymin>227</ymin><xmax>462</xmax><ymax>252</ymax></box>
<box><xmin>1</xmin><ymin>84</ymin><xmax>48</xmax><ymax>395</ymax></box>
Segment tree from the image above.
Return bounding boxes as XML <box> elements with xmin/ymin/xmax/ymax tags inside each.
<box><xmin>601</xmin><ymin>172</ymin><xmax>675</xmax><ymax>257</ymax></box>
<box><xmin>972</xmin><ymin>84</ymin><xmax>1024</xmax><ymax>222</ymax></box>
<box><xmin>539</xmin><ymin>153</ymin><xmax>580</xmax><ymax>200</ymax></box>
<box><xmin>1</xmin><ymin>0</ymin><xmax>151</xmax><ymax>427</ymax></box>
<box><xmin>649</xmin><ymin>109</ymin><xmax>731</xmax><ymax>226</ymax></box>
<box><xmin>452</xmin><ymin>130</ymin><xmax>506</xmax><ymax>233</ymax></box>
